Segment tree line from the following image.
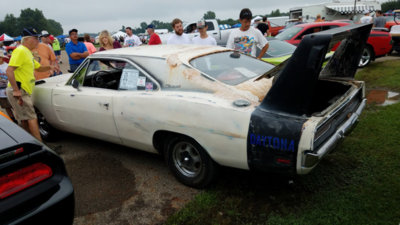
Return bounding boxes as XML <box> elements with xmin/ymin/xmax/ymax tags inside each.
<box><xmin>0</xmin><ymin>8</ymin><xmax>63</xmax><ymax>37</ymax></box>
<box><xmin>381</xmin><ymin>0</ymin><xmax>400</xmax><ymax>12</ymax></box>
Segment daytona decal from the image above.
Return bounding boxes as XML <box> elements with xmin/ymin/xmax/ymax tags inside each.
<box><xmin>250</xmin><ymin>134</ymin><xmax>295</xmax><ymax>152</ymax></box>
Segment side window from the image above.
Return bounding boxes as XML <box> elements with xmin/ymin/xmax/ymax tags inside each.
<box><xmin>323</xmin><ymin>25</ymin><xmax>338</xmax><ymax>31</ymax></box>
<box><xmin>118</xmin><ymin>63</ymin><xmax>158</xmax><ymax>91</ymax></box>
<box><xmin>296</xmin><ymin>27</ymin><xmax>322</xmax><ymax>40</ymax></box>
<box><xmin>185</xmin><ymin>23</ymin><xmax>197</xmax><ymax>34</ymax></box>
<box><xmin>206</xmin><ymin>22</ymin><xmax>215</xmax><ymax>31</ymax></box>
<box><xmin>70</xmin><ymin>58</ymin><xmax>157</xmax><ymax>91</ymax></box>
<box><xmin>69</xmin><ymin>60</ymin><xmax>89</xmax><ymax>85</ymax></box>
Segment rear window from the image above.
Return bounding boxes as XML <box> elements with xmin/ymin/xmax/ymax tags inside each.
<box><xmin>275</xmin><ymin>26</ymin><xmax>303</xmax><ymax>41</ymax></box>
<box><xmin>190</xmin><ymin>51</ymin><xmax>274</xmax><ymax>85</ymax></box>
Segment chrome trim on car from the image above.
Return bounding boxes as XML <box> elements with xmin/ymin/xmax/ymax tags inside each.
<box><xmin>301</xmin><ymin>98</ymin><xmax>366</xmax><ymax>171</ymax></box>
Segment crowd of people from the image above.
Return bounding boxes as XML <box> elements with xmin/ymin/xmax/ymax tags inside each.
<box><xmin>0</xmin><ymin>7</ymin><xmax>272</xmax><ymax>140</ymax></box>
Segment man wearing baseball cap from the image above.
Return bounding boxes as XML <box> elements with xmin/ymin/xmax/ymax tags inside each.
<box><xmin>360</xmin><ymin>10</ymin><xmax>373</xmax><ymax>24</ymax></box>
<box><xmin>33</xmin><ymin>30</ymin><xmax>59</xmax><ymax>80</ymax></box>
<box><xmin>147</xmin><ymin>24</ymin><xmax>162</xmax><ymax>45</ymax></box>
<box><xmin>192</xmin><ymin>19</ymin><xmax>217</xmax><ymax>46</ymax></box>
<box><xmin>6</xmin><ymin>28</ymin><xmax>54</xmax><ymax>141</ymax></box>
<box><xmin>65</xmin><ymin>28</ymin><xmax>88</xmax><ymax>72</ymax></box>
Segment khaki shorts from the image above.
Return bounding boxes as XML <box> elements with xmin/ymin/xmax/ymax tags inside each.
<box><xmin>6</xmin><ymin>87</ymin><xmax>37</xmax><ymax>121</ymax></box>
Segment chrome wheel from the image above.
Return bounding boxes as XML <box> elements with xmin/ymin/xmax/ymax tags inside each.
<box><xmin>37</xmin><ymin>111</ymin><xmax>49</xmax><ymax>138</ymax></box>
<box><xmin>358</xmin><ymin>47</ymin><xmax>372</xmax><ymax>68</ymax></box>
<box><xmin>172</xmin><ymin>141</ymin><xmax>202</xmax><ymax>178</ymax></box>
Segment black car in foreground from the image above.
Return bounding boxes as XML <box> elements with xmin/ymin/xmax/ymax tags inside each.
<box><xmin>0</xmin><ymin>115</ymin><xmax>74</xmax><ymax>225</ymax></box>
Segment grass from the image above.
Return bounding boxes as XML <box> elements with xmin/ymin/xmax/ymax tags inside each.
<box><xmin>166</xmin><ymin>59</ymin><xmax>400</xmax><ymax>225</ymax></box>
<box><xmin>355</xmin><ymin>59</ymin><xmax>400</xmax><ymax>92</ymax></box>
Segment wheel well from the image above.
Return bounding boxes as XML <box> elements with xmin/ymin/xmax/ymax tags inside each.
<box><xmin>153</xmin><ymin>130</ymin><xmax>199</xmax><ymax>156</ymax></box>
<box><xmin>366</xmin><ymin>44</ymin><xmax>375</xmax><ymax>60</ymax></box>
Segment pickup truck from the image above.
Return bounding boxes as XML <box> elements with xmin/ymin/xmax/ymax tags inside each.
<box><xmin>159</xmin><ymin>19</ymin><xmax>236</xmax><ymax>46</ymax></box>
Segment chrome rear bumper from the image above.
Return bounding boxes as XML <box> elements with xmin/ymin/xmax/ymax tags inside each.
<box><xmin>301</xmin><ymin>98</ymin><xmax>366</xmax><ymax>170</ymax></box>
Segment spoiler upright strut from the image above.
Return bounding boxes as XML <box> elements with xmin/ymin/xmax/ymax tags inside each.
<box><xmin>260</xmin><ymin>23</ymin><xmax>372</xmax><ymax>116</ymax></box>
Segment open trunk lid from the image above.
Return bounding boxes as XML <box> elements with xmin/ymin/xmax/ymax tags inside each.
<box><xmin>261</xmin><ymin>23</ymin><xmax>372</xmax><ymax>116</ymax></box>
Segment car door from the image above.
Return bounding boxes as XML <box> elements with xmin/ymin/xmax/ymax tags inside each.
<box><xmin>111</xmin><ymin>60</ymin><xmax>161</xmax><ymax>152</ymax></box>
<box><xmin>52</xmin><ymin>58</ymin><xmax>122</xmax><ymax>144</ymax></box>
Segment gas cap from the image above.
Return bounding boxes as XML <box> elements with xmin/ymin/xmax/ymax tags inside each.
<box><xmin>233</xmin><ymin>99</ymin><xmax>251</xmax><ymax>107</ymax></box>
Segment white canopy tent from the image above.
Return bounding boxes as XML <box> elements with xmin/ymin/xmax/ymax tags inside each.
<box><xmin>112</xmin><ymin>31</ymin><xmax>127</xmax><ymax>39</ymax></box>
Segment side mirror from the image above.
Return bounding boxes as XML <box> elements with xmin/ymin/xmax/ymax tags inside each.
<box><xmin>71</xmin><ymin>79</ymin><xmax>81</xmax><ymax>91</ymax></box>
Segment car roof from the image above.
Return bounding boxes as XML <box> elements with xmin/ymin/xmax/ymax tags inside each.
<box><xmin>295</xmin><ymin>22</ymin><xmax>350</xmax><ymax>28</ymax></box>
<box><xmin>92</xmin><ymin>44</ymin><xmax>229</xmax><ymax>63</ymax></box>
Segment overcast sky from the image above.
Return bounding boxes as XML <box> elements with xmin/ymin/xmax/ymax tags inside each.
<box><xmin>1</xmin><ymin>0</ymin><xmax>390</xmax><ymax>34</ymax></box>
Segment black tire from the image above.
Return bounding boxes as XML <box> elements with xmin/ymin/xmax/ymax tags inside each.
<box><xmin>358</xmin><ymin>46</ymin><xmax>373</xmax><ymax>68</ymax></box>
<box><xmin>36</xmin><ymin>109</ymin><xmax>59</xmax><ymax>141</ymax></box>
<box><xmin>166</xmin><ymin>136</ymin><xmax>218</xmax><ymax>188</ymax></box>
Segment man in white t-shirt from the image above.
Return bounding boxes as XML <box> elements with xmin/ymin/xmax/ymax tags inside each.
<box><xmin>124</xmin><ymin>27</ymin><xmax>142</xmax><ymax>47</ymax></box>
<box><xmin>167</xmin><ymin>18</ymin><xmax>192</xmax><ymax>45</ymax></box>
<box><xmin>226</xmin><ymin>8</ymin><xmax>269</xmax><ymax>59</ymax></box>
<box><xmin>192</xmin><ymin>19</ymin><xmax>217</xmax><ymax>46</ymax></box>
<box><xmin>360</xmin><ymin>10</ymin><xmax>373</xmax><ymax>24</ymax></box>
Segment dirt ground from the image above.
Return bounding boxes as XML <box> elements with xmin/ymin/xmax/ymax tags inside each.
<box><xmin>47</xmin><ymin>132</ymin><xmax>198</xmax><ymax>225</ymax></box>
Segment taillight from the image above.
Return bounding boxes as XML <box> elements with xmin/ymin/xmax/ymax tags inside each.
<box><xmin>276</xmin><ymin>158</ymin><xmax>291</xmax><ymax>165</ymax></box>
<box><xmin>0</xmin><ymin>163</ymin><xmax>53</xmax><ymax>199</ymax></box>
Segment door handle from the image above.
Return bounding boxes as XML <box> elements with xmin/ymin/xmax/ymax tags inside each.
<box><xmin>103</xmin><ymin>103</ymin><xmax>109</xmax><ymax>110</ymax></box>
<box><xmin>70</xmin><ymin>94</ymin><xmax>75</xmax><ymax>97</ymax></box>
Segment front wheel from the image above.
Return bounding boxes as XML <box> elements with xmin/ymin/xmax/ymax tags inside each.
<box><xmin>358</xmin><ymin>46</ymin><xmax>373</xmax><ymax>68</ymax></box>
<box><xmin>36</xmin><ymin>109</ymin><xmax>59</xmax><ymax>141</ymax></box>
<box><xmin>166</xmin><ymin>136</ymin><xmax>218</xmax><ymax>188</ymax></box>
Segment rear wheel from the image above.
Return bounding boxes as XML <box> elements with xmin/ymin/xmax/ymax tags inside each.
<box><xmin>166</xmin><ymin>136</ymin><xmax>217</xmax><ymax>188</ymax></box>
<box><xmin>358</xmin><ymin>46</ymin><xmax>373</xmax><ymax>68</ymax></box>
<box><xmin>36</xmin><ymin>109</ymin><xmax>59</xmax><ymax>141</ymax></box>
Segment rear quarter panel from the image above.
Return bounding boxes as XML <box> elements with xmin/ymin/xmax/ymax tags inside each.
<box><xmin>112</xmin><ymin>90</ymin><xmax>253</xmax><ymax>170</ymax></box>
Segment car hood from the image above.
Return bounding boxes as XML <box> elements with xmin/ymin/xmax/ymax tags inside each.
<box><xmin>35</xmin><ymin>73</ymin><xmax>73</xmax><ymax>88</ymax></box>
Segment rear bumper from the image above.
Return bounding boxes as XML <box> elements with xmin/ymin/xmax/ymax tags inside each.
<box><xmin>299</xmin><ymin>98</ymin><xmax>366</xmax><ymax>173</ymax></box>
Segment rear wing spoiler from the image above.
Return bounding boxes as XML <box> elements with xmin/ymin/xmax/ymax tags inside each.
<box><xmin>260</xmin><ymin>23</ymin><xmax>372</xmax><ymax>115</ymax></box>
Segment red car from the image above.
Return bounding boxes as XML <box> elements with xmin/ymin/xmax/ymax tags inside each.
<box><xmin>275</xmin><ymin>22</ymin><xmax>392</xmax><ymax>67</ymax></box>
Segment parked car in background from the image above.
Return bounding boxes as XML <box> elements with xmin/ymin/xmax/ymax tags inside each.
<box><xmin>390</xmin><ymin>10</ymin><xmax>400</xmax><ymax>54</ymax></box>
<box><xmin>277</xmin><ymin>19</ymin><xmax>306</xmax><ymax>34</ymax></box>
<box><xmin>266</xmin><ymin>16</ymin><xmax>288</xmax><ymax>36</ymax></box>
<box><xmin>260</xmin><ymin>37</ymin><xmax>297</xmax><ymax>65</ymax></box>
<box><xmin>275</xmin><ymin>21</ymin><xmax>392</xmax><ymax>67</ymax></box>
<box><xmin>0</xmin><ymin>113</ymin><xmax>74</xmax><ymax>224</ymax></box>
<box><xmin>260</xmin><ymin>37</ymin><xmax>334</xmax><ymax>66</ymax></box>
<box><xmin>33</xmin><ymin>24</ymin><xmax>370</xmax><ymax>188</ymax></box>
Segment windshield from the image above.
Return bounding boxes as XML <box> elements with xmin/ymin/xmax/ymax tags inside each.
<box><xmin>265</xmin><ymin>40</ymin><xmax>296</xmax><ymax>57</ymax></box>
<box><xmin>275</xmin><ymin>26</ymin><xmax>303</xmax><ymax>41</ymax></box>
<box><xmin>190</xmin><ymin>51</ymin><xmax>274</xmax><ymax>85</ymax></box>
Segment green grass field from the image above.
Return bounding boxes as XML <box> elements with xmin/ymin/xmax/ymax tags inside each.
<box><xmin>166</xmin><ymin>59</ymin><xmax>400</xmax><ymax>225</ymax></box>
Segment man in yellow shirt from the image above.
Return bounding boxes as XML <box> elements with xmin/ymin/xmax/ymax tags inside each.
<box><xmin>6</xmin><ymin>28</ymin><xmax>54</xmax><ymax>141</ymax></box>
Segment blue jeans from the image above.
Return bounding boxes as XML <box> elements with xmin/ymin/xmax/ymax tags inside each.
<box><xmin>70</xmin><ymin>64</ymin><xmax>79</xmax><ymax>73</ymax></box>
